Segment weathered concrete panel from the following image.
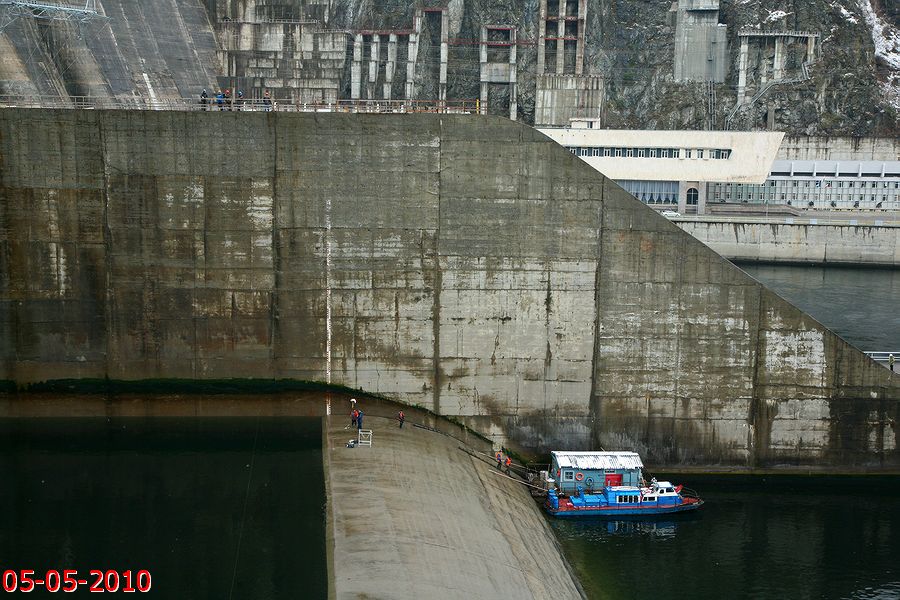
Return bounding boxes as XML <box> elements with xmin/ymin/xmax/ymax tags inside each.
<box><xmin>1</xmin><ymin>109</ymin><xmax>898</xmax><ymax>470</ymax></box>
<box><xmin>677</xmin><ymin>220</ymin><xmax>900</xmax><ymax>267</ymax></box>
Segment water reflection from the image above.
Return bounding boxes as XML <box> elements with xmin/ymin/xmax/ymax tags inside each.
<box><xmin>602</xmin><ymin>519</ymin><xmax>677</xmax><ymax>538</ymax></box>
<box><xmin>555</xmin><ymin>515</ymin><xmax>698</xmax><ymax>542</ymax></box>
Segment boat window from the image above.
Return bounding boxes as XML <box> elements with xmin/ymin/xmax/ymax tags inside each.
<box><xmin>564</xmin><ymin>471</ymin><xmax>574</xmax><ymax>481</ymax></box>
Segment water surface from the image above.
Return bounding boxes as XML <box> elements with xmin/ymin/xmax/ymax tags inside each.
<box><xmin>551</xmin><ymin>475</ymin><xmax>900</xmax><ymax>600</ymax></box>
<box><xmin>0</xmin><ymin>417</ymin><xmax>326</xmax><ymax>598</ymax></box>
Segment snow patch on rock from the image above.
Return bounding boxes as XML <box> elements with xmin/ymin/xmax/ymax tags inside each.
<box><xmin>857</xmin><ymin>0</ymin><xmax>900</xmax><ymax>110</ymax></box>
<box><xmin>765</xmin><ymin>10</ymin><xmax>792</xmax><ymax>23</ymax></box>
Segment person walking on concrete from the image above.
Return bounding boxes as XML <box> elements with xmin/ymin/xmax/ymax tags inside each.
<box><xmin>215</xmin><ymin>90</ymin><xmax>224</xmax><ymax>110</ymax></box>
<box><xmin>357</xmin><ymin>410</ymin><xmax>364</xmax><ymax>431</ymax></box>
<box><xmin>505</xmin><ymin>456</ymin><xmax>512</xmax><ymax>475</ymax></box>
<box><xmin>200</xmin><ymin>89</ymin><xmax>208</xmax><ymax>110</ymax></box>
<box><xmin>890</xmin><ymin>353</ymin><xmax>895</xmax><ymax>372</ymax></box>
<box><xmin>263</xmin><ymin>90</ymin><xmax>272</xmax><ymax>112</ymax></box>
<box><xmin>351</xmin><ymin>408</ymin><xmax>358</xmax><ymax>428</ymax></box>
<box><xmin>398</xmin><ymin>410</ymin><xmax>405</xmax><ymax>428</ymax></box>
<box><xmin>495</xmin><ymin>451</ymin><xmax>502</xmax><ymax>470</ymax></box>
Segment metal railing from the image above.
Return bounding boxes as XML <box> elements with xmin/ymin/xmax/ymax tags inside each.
<box><xmin>865</xmin><ymin>352</ymin><xmax>898</xmax><ymax>363</ymax></box>
<box><xmin>0</xmin><ymin>94</ymin><xmax>485</xmax><ymax>114</ymax></box>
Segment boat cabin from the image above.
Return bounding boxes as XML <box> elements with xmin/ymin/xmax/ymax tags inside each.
<box><xmin>550</xmin><ymin>451</ymin><xmax>643</xmax><ymax>495</ymax></box>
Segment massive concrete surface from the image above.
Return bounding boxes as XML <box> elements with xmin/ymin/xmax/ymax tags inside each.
<box><xmin>325</xmin><ymin>412</ymin><xmax>584</xmax><ymax>600</ymax></box>
<box><xmin>675</xmin><ymin>219</ymin><xmax>900</xmax><ymax>266</ymax></box>
<box><xmin>0</xmin><ymin>109</ymin><xmax>898</xmax><ymax>470</ymax></box>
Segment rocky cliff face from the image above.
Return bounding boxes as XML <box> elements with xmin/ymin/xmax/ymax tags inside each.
<box><xmin>0</xmin><ymin>0</ymin><xmax>896</xmax><ymax>134</ymax></box>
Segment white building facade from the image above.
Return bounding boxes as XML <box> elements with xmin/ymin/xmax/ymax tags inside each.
<box><xmin>538</xmin><ymin>120</ymin><xmax>900</xmax><ymax>215</ymax></box>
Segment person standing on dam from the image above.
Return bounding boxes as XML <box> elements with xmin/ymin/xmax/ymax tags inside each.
<box><xmin>200</xmin><ymin>89</ymin><xmax>208</xmax><ymax>110</ymax></box>
<box><xmin>505</xmin><ymin>456</ymin><xmax>512</xmax><ymax>475</ymax></box>
<box><xmin>891</xmin><ymin>353</ymin><xmax>895</xmax><ymax>372</ymax></box>
<box><xmin>397</xmin><ymin>410</ymin><xmax>405</xmax><ymax>428</ymax></box>
<box><xmin>357</xmin><ymin>411</ymin><xmax>364</xmax><ymax>431</ymax></box>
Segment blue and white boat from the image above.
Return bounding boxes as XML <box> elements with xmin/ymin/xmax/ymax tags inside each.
<box><xmin>543</xmin><ymin>451</ymin><xmax>703</xmax><ymax>517</ymax></box>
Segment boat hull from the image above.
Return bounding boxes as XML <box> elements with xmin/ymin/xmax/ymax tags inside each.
<box><xmin>546</xmin><ymin>498</ymin><xmax>704</xmax><ymax>518</ymax></box>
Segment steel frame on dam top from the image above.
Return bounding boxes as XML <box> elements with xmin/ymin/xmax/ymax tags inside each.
<box><xmin>0</xmin><ymin>0</ymin><xmax>106</xmax><ymax>31</ymax></box>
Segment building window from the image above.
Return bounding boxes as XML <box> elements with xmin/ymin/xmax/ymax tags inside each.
<box><xmin>685</xmin><ymin>150</ymin><xmax>692</xmax><ymax>159</ymax></box>
<box><xmin>626</xmin><ymin>149</ymin><xmax>634</xmax><ymax>157</ymax></box>
<box><xmin>697</xmin><ymin>149</ymin><xmax>704</xmax><ymax>159</ymax></box>
<box><xmin>687</xmin><ymin>188</ymin><xmax>699</xmax><ymax>205</ymax></box>
<box><xmin>672</xmin><ymin>149</ymin><xmax>680</xmax><ymax>159</ymax></box>
<box><xmin>638</xmin><ymin>149</ymin><xmax>645</xmax><ymax>158</ymax></box>
<box><xmin>615</xmin><ymin>148</ymin><xmax>622</xmax><ymax>157</ymax></box>
<box><xmin>604</xmin><ymin>148</ymin><xmax>611</xmax><ymax>157</ymax></box>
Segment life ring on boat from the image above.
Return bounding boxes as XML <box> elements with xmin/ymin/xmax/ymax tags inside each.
<box><xmin>574</xmin><ymin>472</ymin><xmax>585</xmax><ymax>481</ymax></box>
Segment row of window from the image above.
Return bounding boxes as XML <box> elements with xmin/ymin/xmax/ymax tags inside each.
<box><xmin>616</xmin><ymin>495</ymin><xmax>641</xmax><ymax>504</ymax></box>
<box><xmin>568</xmin><ymin>146</ymin><xmax>732</xmax><ymax>160</ymax></box>
<box><xmin>735</xmin><ymin>180</ymin><xmax>900</xmax><ymax>189</ymax></box>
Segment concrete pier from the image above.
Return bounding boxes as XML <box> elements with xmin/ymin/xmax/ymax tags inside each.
<box><xmin>325</xmin><ymin>411</ymin><xmax>584</xmax><ymax>599</ymax></box>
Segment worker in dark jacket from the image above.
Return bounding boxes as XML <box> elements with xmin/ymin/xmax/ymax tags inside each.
<box><xmin>495</xmin><ymin>451</ymin><xmax>502</xmax><ymax>470</ymax></box>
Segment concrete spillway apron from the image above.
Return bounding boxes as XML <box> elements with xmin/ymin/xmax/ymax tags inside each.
<box><xmin>323</xmin><ymin>410</ymin><xmax>585</xmax><ymax>599</ymax></box>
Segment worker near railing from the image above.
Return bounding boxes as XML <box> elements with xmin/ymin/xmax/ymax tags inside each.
<box><xmin>891</xmin><ymin>353</ymin><xmax>895</xmax><ymax>372</ymax></box>
<box><xmin>200</xmin><ymin>89</ymin><xmax>208</xmax><ymax>111</ymax></box>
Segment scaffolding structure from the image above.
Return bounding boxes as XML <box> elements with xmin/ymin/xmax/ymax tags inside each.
<box><xmin>0</xmin><ymin>0</ymin><xmax>106</xmax><ymax>32</ymax></box>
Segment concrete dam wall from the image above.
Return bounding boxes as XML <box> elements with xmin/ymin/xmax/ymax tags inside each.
<box><xmin>1</xmin><ymin>109</ymin><xmax>898</xmax><ymax>469</ymax></box>
<box><xmin>675</xmin><ymin>219</ymin><xmax>900</xmax><ymax>267</ymax></box>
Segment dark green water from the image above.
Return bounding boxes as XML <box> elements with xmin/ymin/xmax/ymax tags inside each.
<box><xmin>0</xmin><ymin>418</ymin><xmax>326</xmax><ymax>598</ymax></box>
<box><xmin>551</xmin><ymin>475</ymin><xmax>900</xmax><ymax>600</ymax></box>
<box><xmin>740</xmin><ymin>264</ymin><xmax>900</xmax><ymax>352</ymax></box>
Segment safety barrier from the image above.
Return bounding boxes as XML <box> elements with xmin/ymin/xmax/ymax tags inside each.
<box><xmin>0</xmin><ymin>94</ymin><xmax>485</xmax><ymax>115</ymax></box>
